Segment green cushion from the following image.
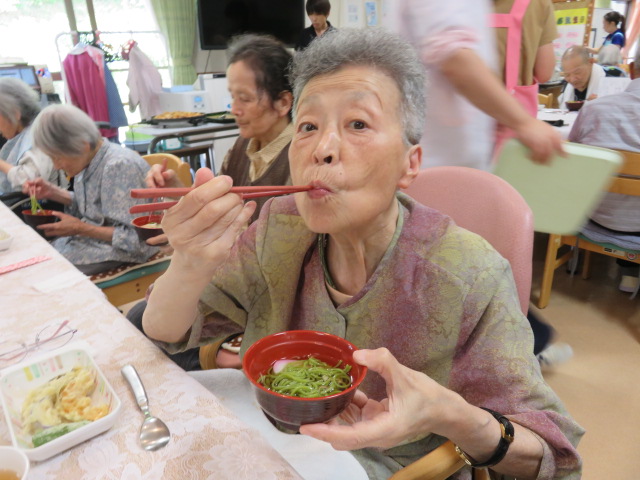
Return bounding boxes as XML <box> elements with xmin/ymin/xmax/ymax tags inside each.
<box><xmin>577</xmin><ymin>233</ymin><xmax>640</xmax><ymax>255</ymax></box>
<box><xmin>95</xmin><ymin>260</ymin><xmax>171</xmax><ymax>289</ymax></box>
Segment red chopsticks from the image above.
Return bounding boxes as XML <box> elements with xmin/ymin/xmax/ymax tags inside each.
<box><xmin>129</xmin><ymin>185</ymin><xmax>313</xmax><ymax>215</ymax></box>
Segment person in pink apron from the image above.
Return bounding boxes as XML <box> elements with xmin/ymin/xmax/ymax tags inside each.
<box><xmin>492</xmin><ymin>0</ymin><xmax>558</xmax><ymax>154</ymax></box>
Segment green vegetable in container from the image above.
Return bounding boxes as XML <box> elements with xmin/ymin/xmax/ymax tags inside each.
<box><xmin>32</xmin><ymin>420</ymin><xmax>90</xmax><ymax>447</ymax></box>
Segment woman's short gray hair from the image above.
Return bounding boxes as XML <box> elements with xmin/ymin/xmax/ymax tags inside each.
<box><xmin>31</xmin><ymin>104</ymin><xmax>101</xmax><ymax>157</ymax></box>
<box><xmin>598</xmin><ymin>44</ymin><xmax>622</xmax><ymax>66</ymax></box>
<box><xmin>290</xmin><ymin>27</ymin><xmax>426</xmax><ymax>145</ymax></box>
<box><xmin>0</xmin><ymin>78</ymin><xmax>41</xmax><ymax>128</ymax></box>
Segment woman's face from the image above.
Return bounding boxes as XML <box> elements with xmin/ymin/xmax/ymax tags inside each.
<box><xmin>0</xmin><ymin>114</ymin><xmax>20</xmax><ymax>139</ymax></box>
<box><xmin>603</xmin><ymin>20</ymin><xmax>618</xmax><ymax>34</ymax></box>
<box><xmin>289</xmin><ymin>65</ymin><xmax>420</xmax><ymax>236</ymax></box>
<box><xmin>48</xmin><ymin>144</ymin><xmax>93</xmax><ymax>177</ymax></box>
<box><xmin>227</xmin><ymin>60</ymin><xmax>287</xmax><ymax>145</ymax></box>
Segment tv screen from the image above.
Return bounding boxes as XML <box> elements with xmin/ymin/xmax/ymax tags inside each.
<box><xmin>198</xmin><ymin>0</ymin><xmax>306</xmax><ymax>50</ymax></box>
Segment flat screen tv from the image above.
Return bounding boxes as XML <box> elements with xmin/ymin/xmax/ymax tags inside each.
<box><xmin>198</xmin><ymin>0</ymin><xmax>305</xmax><ymax>50</ymax></box>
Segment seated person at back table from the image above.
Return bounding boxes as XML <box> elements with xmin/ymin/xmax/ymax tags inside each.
<box><xmin>129</xmin><ymin>34</ymin><xmax>293</xmax><ymax>369</ymax></box>
<box><xmin>558</xmin><ymin>45</ymin><xmax>606</xmax><ymax>107</ymax></box>
<box><xmin>0</xmin><ymin>78</ymin><xmax>67</xmax><ymax>206</ymax></box>
<box><xmin>142</xmin><ymin>28</ymin><xmax>583</xmax><ymax>479</ymax></box>
<box><xmin>24</xmin><ymin>104</ymin><xmax>157</xmax><ymax>275</ymax></box>
<box><xmin>146</xmin><ymin>34</ymin><xmax>293</xmax><ymax>228</ymax></box>
<box><xmin>568</xmin><ymin>42</ymin><xmax>640</xmax><ymax>294</ymax></box>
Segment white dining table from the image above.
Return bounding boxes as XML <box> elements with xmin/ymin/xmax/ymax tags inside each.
<box><xmin>0</xmin><ymin>203</ymin><xmax>309</xmax><ymax>480</ymax></box>
<box><xmin>536</xmin><ymin>109</ymin><xmax>579</xmax><ymax>140</ymax></box>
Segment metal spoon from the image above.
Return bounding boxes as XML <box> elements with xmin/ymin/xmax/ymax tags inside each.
<box><xmin>121</xmin><ymin>364</ymin><xmax>171</xmax><ymax>451</ymax></box>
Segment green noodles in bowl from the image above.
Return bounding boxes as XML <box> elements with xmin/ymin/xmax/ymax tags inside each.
<box><xmin>243</xmin><ymin>330</ymin><xmax>367</xmax><ymax>433</ymax></box>
<box><xmin>258</xmin><ymin>357</ymin><xmax>352</xmax><ymax>398</ymax></box>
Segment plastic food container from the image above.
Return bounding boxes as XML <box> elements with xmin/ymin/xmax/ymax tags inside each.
<box><xmin>0</xmin><ymin>344</ymin><xmax>121</xmax><ymax>461</ymax></box>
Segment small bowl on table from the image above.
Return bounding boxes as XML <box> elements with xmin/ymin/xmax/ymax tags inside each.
<box><xmin>132</xmin><ymin>214</ymin><xmax>164</xmax><ymax>242</ymax></box>
<box><xmin>0</xmin><ymin>228</ymin><xmax>13</xmax><ymax>251</ymax></box>
<box><xmin>0</xmin><ymin>446</ymin><xmax>29</xmax><ymax>480</ymax></box>
<box><xmin>565</xmin><ymin>101</ymin><xmax>584</xmax><ymax>112</ymax></box>
<box><xmin>242</xmin><ymin>330</ymin><xmax>368</xmax><ymax>433</ymax></box>
<box><xmin>21</xmin><ymin>210</ymin><xmax>59</xmax><ymax>239</ymax></box>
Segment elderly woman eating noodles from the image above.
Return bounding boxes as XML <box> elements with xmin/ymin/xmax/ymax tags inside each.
<box><xmin>24</xmin><ymin>104</ymin><xmax>157</xmax><ymax>275</ymax></box>
<box><xmin>143</xmin><ymin>28</ymin><xmax>582</xmax><ymax>479</ymax></box>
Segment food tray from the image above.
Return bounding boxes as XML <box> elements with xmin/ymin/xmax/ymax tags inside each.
<box><xmin>494</xmin><ymin>140</ymin><xmax>623</xmax><ymax>234</ymax></box>
<box><xmin>0</xmin><ymin>344</ymin><xmax>121</xmax><ymax>461</ymax></box>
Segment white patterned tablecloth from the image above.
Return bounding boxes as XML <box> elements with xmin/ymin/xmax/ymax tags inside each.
<box><xmin>0</xmin><ymin>202</ymin><xmax>302</xmax><ymax>480</ymax></box>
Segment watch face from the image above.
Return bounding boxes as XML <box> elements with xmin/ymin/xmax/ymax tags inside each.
<box><xmin>221</xmin><ymin>334</ymin><xmax>243</xmax><ymax>353</ymax></box>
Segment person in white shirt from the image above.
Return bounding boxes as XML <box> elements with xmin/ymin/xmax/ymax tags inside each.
<box><xmin>568</xmin><ymin>42</ymin><xmax>640</xmax><ymax>293</ymax></box>
<box><xmin>558</xmin><ymin>45</ymin><xmax>606</xmax><ymax>107</ymax></box>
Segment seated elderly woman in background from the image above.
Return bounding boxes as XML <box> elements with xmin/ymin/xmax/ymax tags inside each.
<box><xmin>143</xmin><ymin>28</ymin><xmax>583</xmax><ymax>478</ymax></box>
<box><xmin>0</xmin><ymin>78</ymin><xmax>67</xmax><ymax>206</ymax></box>
<box><xmin>127</xmin><ymin>34</ymin><xmax>294</xmax><ymax>370</ymax></box>
<box><xmin>147</xmin><ymin>34</ymin><xmax>293</xmax><ymax>226</ymax></box>
<box><xmin>24</xmin><ymin>104</ymin><xmax>156</xmax><ymax>275</ymax></box>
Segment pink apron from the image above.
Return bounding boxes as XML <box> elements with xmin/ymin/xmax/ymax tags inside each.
<box><xmin>491</xmin><ymin>0</ymin><xmax>538</xmax><ymax>155</ymax></box>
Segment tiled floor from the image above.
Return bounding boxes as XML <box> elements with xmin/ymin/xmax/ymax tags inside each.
<box><xmin>530</xmin><ymin>233</ymin><xmax>640</xmax><ymax>478</ymax></box>
<box><xmin>118</xmin><ymin>233</ymin><xmax>640</xmax><ymax>478</ymax></box>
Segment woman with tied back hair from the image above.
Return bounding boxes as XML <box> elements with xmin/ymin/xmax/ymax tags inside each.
<box><xmin>0</xmin><ymin>78</ymin><xmax>66</xmax><ymax>204</ymax></box>
<box><xmin>146</xmin><ymin>34</ymin><xmax>293</xmax><ymax>225</ymax></box>
<box><xmin>24</xmin><ymin>104</ymin><xmax>156</xmax><ymax>275</ymax></box>
<box><xmin>588</xmin><ymin>11</ymin><xmax>626</xmax><ymax>55</ymax></box>
<box><xmin>142</xmin><ymin>28</ymin><xmax>583</xmax><ymax>479</ymax></box>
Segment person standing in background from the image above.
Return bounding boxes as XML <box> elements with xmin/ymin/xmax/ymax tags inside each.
<box><xmin>296</xmin><ymin>0</ymin><xmax>335</xmax><ymax>51</ymax></box>
<box><xmin>493</xmin><ymin>0</ymin><xmax>574</xmax><ymax>369</ymax></box>
<box><xmin>587</xmin><ymin>11</ymin><xmax>626</xmax><ymax>55</ymax></box>
<box><xmin>384</xmin><ymin>0</ymin><xmax>563</xmax><ymax>170</ymax></box>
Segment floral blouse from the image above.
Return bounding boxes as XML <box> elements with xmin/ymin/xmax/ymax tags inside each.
<box><xmin>161</xmin><ymin>194</ymin><xmax>584</xmax><ymax>480</ymax></box>
<box><xmin>51</xmin><ymin>140</ymin><xmax>157</xmax><ymax>265</ymax></box>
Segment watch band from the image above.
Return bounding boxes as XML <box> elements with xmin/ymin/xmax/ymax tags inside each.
<box><xmin>455</xmin><ymin>407</ymin><xmax>515</xmax><ymax>468</ymax></box>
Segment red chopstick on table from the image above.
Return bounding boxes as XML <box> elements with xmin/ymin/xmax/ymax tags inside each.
<box><xmin>129</xmin><ymin>185</ymin><xmax>313</xmax><ymax>215</ymax></box>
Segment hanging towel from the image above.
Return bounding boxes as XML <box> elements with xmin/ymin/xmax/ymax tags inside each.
<box><xmin>127</xmin><ymin>44</ymin><xmax>163</xmax><ymax>119</ymax></box>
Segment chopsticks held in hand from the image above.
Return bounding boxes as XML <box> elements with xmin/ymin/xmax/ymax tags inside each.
<box><xmin>129</xmin><ymin>185</ymin><xmax>313</xmax><ymax>215</ymax></box>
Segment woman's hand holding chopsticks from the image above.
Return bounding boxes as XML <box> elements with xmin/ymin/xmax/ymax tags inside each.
<box><xmin>142</xmin><ymin>168</ymin><xmax>256</xmax><ymax>343</ymax></box>
<box><xmin>160</xmin><ymin>168</ymin><xmax>256</xmax><ymax>273</ymax></box>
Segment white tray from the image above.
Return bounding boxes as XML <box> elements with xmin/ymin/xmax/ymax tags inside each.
<box><xmin>0</xmin><ymin>343</ymin><xmax>121</xmax><ymax>462</ymax></box>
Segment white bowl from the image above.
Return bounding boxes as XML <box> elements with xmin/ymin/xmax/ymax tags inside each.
<box><xmin>0</xmin><ymin>229</ymin><xmax>12</xmax><ymax>251</ymax></box>
<box><xmin>0</xmin><ymin>446</ymin><xmax>29</xmax><ymax>479</ymax></box>
<box><xmin>0</xmin><ymin>344</ymin><xmax>122</xmax><ymax>461</ymax></box>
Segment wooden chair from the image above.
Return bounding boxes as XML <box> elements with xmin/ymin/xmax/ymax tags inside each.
<box><xmin>394</xmin><ymin>167</ymin><xmax>533</xmax><ymax>480</ymax></box>
<box><xmin>142</xmin><ymin>153</ymin><xmax>193</xmax><ymax>187</ymax></box>
<box><xmin>538</xmin><ymin>92</ymin><xmax>554</xmax><ymax>108</ymax></box>
<box><xmin>538</xmin><ymin>149</ymin><xmax>640</xmax><ymax>308</ymax></box>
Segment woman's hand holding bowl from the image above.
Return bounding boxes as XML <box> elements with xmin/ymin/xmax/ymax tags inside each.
<box><xmin>300</xmin><ymin>348</ymin><xmax>485</xmax><ymax>451</ymax></box>
<box><xmin>161</xmin><ymin>168</ymin><xmax>256</xmax><ymax>275</ymax></box>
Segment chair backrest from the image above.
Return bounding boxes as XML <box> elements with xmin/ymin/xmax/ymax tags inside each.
<box><xmin>403</xmin><ymin>167</ymin><xmax>533</xmax><ymax>315</ymax></box>
<box><xmin>142</xmin><ymin>153</ymin><xmax>193</xmax><ymax>187</ymax></box>
<box><xmin>538</xmin><ymin>93</ymin><xmax>553</xmax><ymax>108</ymax></box>
<box><xmin>609</xmin><ymin>149</ymin><xmax>640</xmax><ymax>196</ymax></box>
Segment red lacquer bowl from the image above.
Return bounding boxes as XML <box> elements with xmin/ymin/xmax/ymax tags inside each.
<box><xmin>21</xmin><ymin>210</ymin><xmax>59</xmax><ymax>238</ymax></box>
<box><xmin>242</xmin><ymin>330</ymin><xmax>367</xmax><ymax>433</ymax></box>
<box><xmin>132</xmin><ymin>214</ymin><xmax>164</xmax><ymax>242</ymax></box>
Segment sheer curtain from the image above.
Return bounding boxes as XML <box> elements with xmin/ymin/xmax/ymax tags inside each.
<box><xmin>149</xmin><ymin>0</ymin><xmax>197</xmax><ymax>85</ymax></box>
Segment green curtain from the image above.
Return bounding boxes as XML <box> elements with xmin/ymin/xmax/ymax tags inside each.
<box><xmin>150</xmin><ymin>0</ymin><xmax>197</xmax><ymax>85</ymax></box>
